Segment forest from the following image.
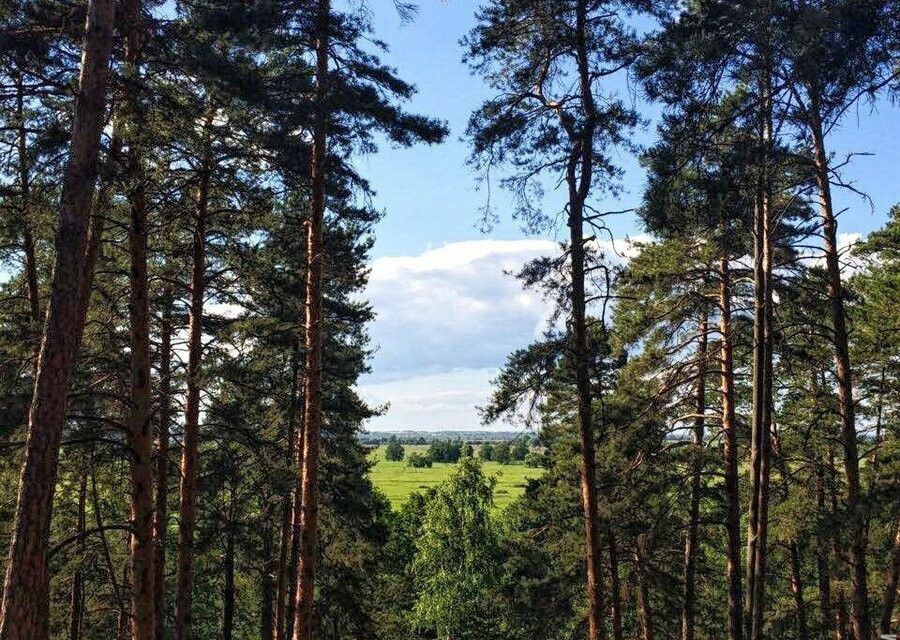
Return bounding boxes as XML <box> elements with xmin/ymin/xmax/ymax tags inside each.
<box><xmin>0</xmin><ymin>1</ymin><xmax>898</xmax><ymax>639</ymax></box>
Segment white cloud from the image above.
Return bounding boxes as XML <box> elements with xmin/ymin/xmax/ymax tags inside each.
<box><xmin>357</xmin><ymin>236</ymin><xmax>646</xmax><ymax>431</ymax></box>
<box><xmin>363</xmin><ymin>239</ymin><xmax>557</xmax><ymax>382</ymax></box>
<box><xmin>358</xmin><ymin>367</ymin><xmax>503</xmax><ymax>431</ymax></box>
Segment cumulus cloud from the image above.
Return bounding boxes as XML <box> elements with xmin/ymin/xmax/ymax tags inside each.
<box><xmin>364</xmin><ymin>239</ymin><xmax>558</xmax><ymax>382</ymax></box>
<box><xmin>358</xmin><ymin>236</ymin><xmax>647</xmax><ymax>431</ymax></box>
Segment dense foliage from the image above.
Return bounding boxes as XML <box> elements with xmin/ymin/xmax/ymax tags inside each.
<box><xmin>0</xmin><ymin>1</ymin><xmax>897</xmax><ymax>640</ymax></box>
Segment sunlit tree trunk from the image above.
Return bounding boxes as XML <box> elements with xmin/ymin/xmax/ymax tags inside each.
<box><xmin>718</xmin><ymin>241</ymin><xmax>742</xmax><ymax>640</ymax></box>
<box><xmin>805</xmin><ymin>86</ymin><xmax>870</xmax><ymax>640</ymax></box>
<box><xmin>0</xmin><ymin>1</ymin><xmax>115</xmax><ymax>636</ymax></box>
<box><xmin>745</xmin><ymin>15</ymin><xmax>774</xmax><ymax>637</ymax></box>
<box><xmin>291</xmin><ymin>1</ymin><xmax>330</xmax><ymax>637</ymax></box>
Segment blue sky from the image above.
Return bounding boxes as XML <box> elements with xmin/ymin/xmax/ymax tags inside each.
<box><xmin>354</xmin><ymin>0</ymin><xmax>900</xmax><ymax>431</ymax></box>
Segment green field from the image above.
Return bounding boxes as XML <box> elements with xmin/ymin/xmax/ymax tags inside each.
<box><xmin>368</xmin><ymin>445</ymin><xmax>542</xmax><ymax>510</ymax></box>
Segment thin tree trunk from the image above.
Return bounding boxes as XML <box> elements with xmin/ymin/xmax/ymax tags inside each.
<box><xmin>745</xmin><ymin>17</ymin><xmax>774</xmax><ymax>637</ymax></box>
<box><xmin>718</xmin><ymin>243</ymin><xmax>742</xmax><ymax>640</ymax></box>
<box><xmin>682</xmin><ymin>315</ymin><xmax>707</xmax><ymax>640</ymax></box>
<box><xmin>68</xmin><ymin>468</ymin><xmax>88</xmax><ymax>640</ymax></box>
<box><xmin>0</xmin><ymin>1</ymin><xmax>115</xmax><ymax>636</ymax></box>
<box><xmin>635</xmin><ymin>538</ymin><xmax>654</xmax><ymax>640</ymax></box>
<box><xmin>262</xmin><ymin>519</ymin><xmax>275</xmax><ymax>640</ymax></box>
<box><xmin>118</xmin><ymin>560</ymin><xmax>131</xmax><ymax>640</ymax></box>
<box><xmin>789</xmin><ymin>542</ymin><xmax>810</xmax><ymax>640</ymax></box>
<box><xmin>806</xmin><ymin>89</ymin><xmax>870</xmax><ymax>640</ymax></box>
<box><xmin>879</xmin><ymin>520</ymin><xmax>900</xmax><ymax>635</ymax></box>
<box><xmin>15</xmin><ymin>70</ymin><xmax>41</xmax><ymax>333</ymax></box>
<box><xmin>607</xmin><ymin>529</ymin><xmax>623</xmax><ymax>640</ymax></box>
<box><xmin>222</xmin><ymin>489</ymin><xmax>236</xmax><ymax>640</ymax></box>
<box><xmin>827</xmin><ymin>446</ymin><xmax>848</xmax><ymax>640</ymax></box>
<box><xmin>122</xmin><ymin>1</ymin><xmax>156</xmax><ymax>634</ymax></box>
<box><xmin>815</xmin><ymin>463</ymin><xmax>833</xmax><ymax>640</ymax></box>
<box><xmin>285</xmin><ymin>412</ymin><xmax>305</xmax><ymax>640</ymax></box>
<box><xmin>153</xmin><ymin>288</ymin><xmax>174</xmax><ymax>640</ymax></box>
<box><xmin>292</xmin><ymin>3</ymin><xmax>330</xmax><ymax>637</ymax></box>
<box><xmin>276</xmin><ymin>342</ymin><xmax>301</xmax><ymax>640</ymax></box>
<box><xmin>174</xmin><ymin>114</ymin><xmax>214</xmax><ymax>640</ymax></box>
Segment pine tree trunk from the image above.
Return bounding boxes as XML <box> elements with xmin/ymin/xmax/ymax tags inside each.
<box><xmin>291</xmin><ymin>2</ymin><xmax>330</xmax><ymax>637</ymax></box>
<box><xmin>122</xmin><ymin>1</ymin><xmax>156</xmax><ymax>634</ymax></box>
<box><xmin>262</xmin><ymin>519</ymin><xmax>275</xmax><ymax>640</ymax></box>
<box><xmin>789</xmin><ymin>542</ymin><xmax>810</xmax><ymax>640</ymax></box>
<box><xmin>635</xmin><ymin>538</ymin><xmax>654</xmax><ymax>640</ymax></box>
<box><xmin>815</xmin><ymin>463</ymin><xmax>833</xmax><ymax>640</ymax></box>
<box><xmin>806</xmin><ymin>90</ymin><xmax>870</xmax><ymax>640</ymax></box>
<box><xmin>879</xmin><ymin>520</ymin><xmax>900</xmax><ymax>635</ymax></box>
<box><xmin>276</xmin><ymin>342</ymin><xmax>301</xmax><ymax>640</ymax></box>
<box><xmin>174</xmin><ymin>117</ymin><xmax>213</xmax><ymax>640</ymax></box>
<box><xmin>15</xmin><ymin>71</ymin><xmax>41</xmax><ymax>333</ymax></box>
<box><xmin>68</xmin><ymin>468</ymin><xmax>88</xmax><ymax>640</ymax></box>
<box><xmin>569</xmin><ymin>3</ymin><xmax>604</xmax><ymax>637</ymax></box>
<box><xmin>745</xmin><ymin>22</ymin><xmax>774</xmax><ymax>637</ymax></box>
<box><xmin>285</xmin><ymin>419</ymin><xmax>305</xmax><ymax>640</ymax></box>
<box><xmin>222</xmin><ymin>480</ymin><xmax>237</xmax><ymax>640</ymax></box>
<box><xmin>0</xmin><ymin>1</ymin><xmax>115</xmax><ymax>636</ymax></box>
<box><xmin>154</xmin><ymin>288</ymin><xmax>174</xmax><ymax>640</ymax></box>
<box><xmin>682</xmin><ymin>315</ymin><xmax>707</xmax><ymax>640</ymax></box>
<box><xmin>718</xmin><ymin>245</ymin><xmax>742</xmax><ymax>640</ymax></box>
<box><xmin>607</xmin><ymin>529</ymin><xmax>623</xmax><ymax>640</ymax></box>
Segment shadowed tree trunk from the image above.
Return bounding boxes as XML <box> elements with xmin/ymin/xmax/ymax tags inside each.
<box><xmin>880</xmin><ymin>520</ymin><xmax>900</xmax><ymax>635</ymax></box>
<box><xmin>174</xmin><ymin>112</ymin><xmax>214</xmax><ymax>640</ymax></box>
<box><xmin>122</xmin><ymin>0</ymin><xmax>156</xmax><ymax>634</ymax></box>
<box><xmin>789</xmin><ymin>542</ymin><xmax>809</xmax><ymax>640</ymax></box>
<box><xmin>815</xmin><ymin>463</ymin><xmax>833</xmax><ymax>640</ymax></box>
<box><xmin>154</xmin><ymin>287</ymin><xmax>174</xmax><ymax>640</ymax></box>
<box><xmin>276</xmin><ymin>341</ymin><xmax>301</xmax><ymax>640</ymax></box>
<box><xmin>261</xmin><ymin>517</ymin><xmax>275</xmax><ymax>640</ymax></box>
<box><xmin>682</xmin><ymin>314</ymin><xmax>708</xmax><ymax>640</ymax></box>
<box><xmin>718</xmin><ymin>239</ymin><xmax>742</xmax><ymax>640</ymax></box>
<box><xmin>607</xmin><ymin>529</ymin><xmax>623</xmax><ymax>640</ymax></box>
<box><xmin>292</xmin><ymin>2</ymin><xmax>330</xmax><ymax>637</ymax></box>
<box><xmin>635</xmin><ymin>538</ymin><xmax>654</xmax><ymax>640</ymax></box>
<box><xmin>222</xmin><ymin>479</ymin><xmax>237</xmax><ymax>640</ymax></box>
<box><xmin>68</xmin><ymin>468</ymin><xmax>88</xmax><ymax>640</ymax></box>
<box><xmin>14</xmin><ymin>70</ymin><xmax>41</xmax><ymax>334</ymax></box>
<box><xmin>0</xmin><ymin>1</ymin><xmax>115</xmax><ymax>636</ymax></box>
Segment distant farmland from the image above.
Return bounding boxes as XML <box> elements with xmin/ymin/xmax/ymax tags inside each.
<box><xmin>367</xmin><ymin>445</ymin><xmax>542</xmax><ymax>510</ymax></box>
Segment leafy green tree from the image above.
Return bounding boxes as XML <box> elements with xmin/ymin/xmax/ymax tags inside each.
<box><xmin>384</xmin><ymin>438</ymin><xmax>405</xmax><ymax>462</ymax></box>
<box><xmin>493</xmin><ymin>442</ymin><xmax>512</xmax><ymax>466</ymax></box>
<box><xmin>478</xmin><ymin>443</ymin><xmax>494</xmax><ymax>462</ymax></box>
<box><xmin>412</xmin><ymin>458</ymin><xmax>503</xmax><ymax>640</ymax></box>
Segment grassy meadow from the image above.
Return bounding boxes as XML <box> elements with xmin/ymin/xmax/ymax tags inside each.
<box><xmin>367</xmin><ymin>444</ymin><xmax>542</xmax><ymax>510</ymax></box>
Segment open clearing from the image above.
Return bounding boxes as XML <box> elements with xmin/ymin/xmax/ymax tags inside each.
<box><xmin>367</xmin><ymin>445</ymin><xmax>542</xmax><ymax>510</ymax></box>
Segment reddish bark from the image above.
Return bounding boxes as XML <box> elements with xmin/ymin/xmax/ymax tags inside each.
<box><xmin>0</xmin><ymin>1</ymin><xmax>115</xmax><ymax>636</ymax></box>
<box><xmin>806</xmin><ymin>90</ymin><xmax>871</xmax><ymax>640</ymax></box>
<box><xmin>291</xmin><ymin>4</ymin><xmax>329</xmax><ymax>637</ymax></box>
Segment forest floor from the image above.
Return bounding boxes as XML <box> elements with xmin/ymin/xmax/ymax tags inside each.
<box><xmin>368</xmin><ymin>445</ymin><xmax>542</xmax><ymax>510</ymax></box>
